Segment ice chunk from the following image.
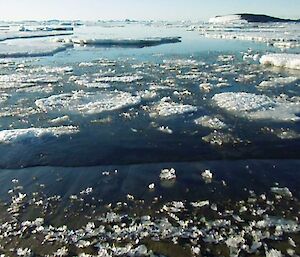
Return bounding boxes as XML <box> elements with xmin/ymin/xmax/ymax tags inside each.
<box><xmin>201</xmin><ymin>169</ymin><xmax>213</xmax><ymax>183</ymax></box>
<box><xmin>260</xmin><ymin>54</ymin><xmax>300</xmax><ymax>70</ymax></box>
<box><xmin>194</xmin><ymin>115</ymin><xmax>227</xmax><ymax>129</ymax></box>
<box><xmin>35</xmin><ymin>90</ymin><xmax>141</xmax><ymax>114</ymax></box>
<box><xmin>212</xmin><ymin>92</ymin><xmax>300</xmax><ymax>122</ymax></box>
<box><xmin>258</xmin><ymin>76</ymin><xmax>298</xmax><ymax>89</ymax></box>
<box><xmin>265</xmin><ymin>249</ymin><xmax>283</xmax><ymax>257</ymax></box>
<box><xmin>0</xmin><ymin>126</ymin><xmax>79</xmax><ymax>144</ymax></box>
<box><xmin>151</xmin><ymin>99</ymin><xmax>197</xmax><ymax>117</ymax></box>
<box><xmin>271</xmin><ymin>187</ymin><xmax>293</xmax><ymax>198</ymax></box>
<box><xmin>95</xmin><ymin>75</ymin><xmax>143</xmax><ymax>83</ymax></box>
<box><xmin>160</xmin><ymin>168</ymin><xmax>176</xmax><ymax>180</ymax></box>
<box><xmin>191</xmin><ymin>200</ymin><xmax>210</xmax><ymax>208</ymax></box>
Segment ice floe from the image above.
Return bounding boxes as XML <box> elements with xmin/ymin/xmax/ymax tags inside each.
<box><xmin>212</xmin><ymin>92</ymin><xmax>300</xmax><ymax>122</ymax></box>
<box><xmin>0</xmin><ymin>41</ymin><xmax>72</xmax><ymax>58</ymax></box>
<box><xmin>72</xmin><ymin>37</ymin><xmax>181</xmax><ymax>48</ymax></box>
<box><xmin>95</xmin><ymin>75</ymin><xmax>143</xmax><ymax>83</ymax></box>
<box><xmin>0</xmin><ymin>126</ymin><xmax>79</xmax><ymax>144</ymax></box>
<box><xmin>35</xmin><ymin>90</ymin><xmax>141</xmax><ymax>114</ymax></box>
<box><xmin>260</xmin><ymin>54</ymin><xmax>300</xmax><ymax>70</ymax></box>
<box><xmin>150</xmin><ymin>98</ymin><xmax>197</xmax><ymax>117</ymax></box>
<box><xmin>257</xmin><ymin>76</ymin><xmax>298</xmax><ymax>89</ymax></box>
<box><xmin>194</xmin><ymin>115</ymin><xmax>228</xmax><ymax>130</ymax></box>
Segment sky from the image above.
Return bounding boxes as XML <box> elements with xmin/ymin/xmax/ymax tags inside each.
<box><xmin>0</xmin><ymin>0</ymin><xmax>299</xmax><ymax>21</ymax></box>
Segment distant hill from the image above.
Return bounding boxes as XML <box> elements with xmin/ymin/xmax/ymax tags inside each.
<box><xmin>209</xmin><ymin>14</ymin><xmax>300</xmax><ymax>23</ymax></box>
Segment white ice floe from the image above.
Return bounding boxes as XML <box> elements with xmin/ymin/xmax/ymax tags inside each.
<box><xmin>0</xmin><ymin>41</ymin><xmax>72</xmax><ymax>58</ymax></box>
<box><xmin>72</xmin><ymin>37</ymin><xmax>181</xmax><ymax>47</ymax></box>
<box><xmin>257</xmin><ymin>76</ymin><xmax>298</xmax><ymax>89</ymax></box>
<box><xmin>151</xmin><ymin>98</ymin><xmax>197</xmax><ymax>117</ymax></box>
<box><xmin>271</xmin><ymin>187</ymin><xmax>293</xmax><ymax>198</ymax></box>
<box><xmin>260</xmin><ymin>54</ymin><xmax>300</xmax><ymax>70</ymax></box>
<box><xmin>198</xmin><ymin>22</ymin><xmax>300</xmax><ymax>49</ymax></box>
<box><xmin>0</xmin><ymin>126</ymin><xmax>79</xmax><ymax>144</ymax></box>
<box><xmin>0</xmin><ymin>73</ymin><xmax>59</xmax><ymax>89</ymax></box>
<box><xmin>0</xmin><ymin>31</ymin><xmax>73</xmax><ymax>42</ymax></box>
<box><xmin>191</xmin><ymin>200</ymin><xmax>210</xmax><ymax>208</ymax></box>
<box><xmin>201</xmin><ymin>170</ymin><xmax>213</xmax><ymax>183</ymax></box>
<box><xmin>194</xmin><ymin>115</ymin><xmax>227</xmax><ymax>130</ymax></box>
<box><xmin>212</xmin><ymin>92</ymin><xmax>300</xmax><ymax>122</ymax></box>
<box><xmin>95</xmin><ymin>75</ymin><xmax>143</xmax><ymax>83</ymax></box>
<box><xmin>35</xmin><ymin>90</ymin><xmax>141</xmax><ymax>114</ymax></box>
<box><xmin>265</xmin><ymin>249</ymin><xmax>283</xmax><ymax>257</ymax></box>
<box><xmin>160</xmin><ymin>168</ymin><xmax>176</xmax><ymax>180</ymax></box>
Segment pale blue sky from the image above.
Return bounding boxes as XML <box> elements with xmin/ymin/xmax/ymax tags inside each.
<box><xmin>0</xmin><ymin>0</ymin><xmax>299</xmax><ymax>21</ymax></box>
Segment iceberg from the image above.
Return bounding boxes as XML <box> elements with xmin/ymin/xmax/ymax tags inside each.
<box><xmin>0</xmin><ymin>126</ymin><xmax>79</xmax><ymax>144</ymax></box>
<box><xmin>260</xmin><ymin>54</ymin><xmax>300</xmax><ymax>70</ymax></box>
<box><xmin>35</xmin><ymin>90</ymin><xmax>141</xmax><ymax>114</ymax></box>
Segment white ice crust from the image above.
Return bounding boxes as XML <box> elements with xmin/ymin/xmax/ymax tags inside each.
<box><xmin>212</xmin><ymin>92</ymin><xmax>300</xmax><ymax>122</ymax></box>
<box><xmin>35</xmin><ymin>90</ymin><xmax>141</xmax><ymax>114</ymax></box>
<box><xmin>0</xmin><ymin>126</ymin><xmax>79</xmax><ymax>144</ymax></box>
<box><xmin>260</xmin><ymin>54</ymin><xmax>300</xmax><ymax>70</ymax></box>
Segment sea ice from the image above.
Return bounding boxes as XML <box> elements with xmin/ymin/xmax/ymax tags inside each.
<box><xmin>212</xmin><ymin>92</ymin><xmax>300</xmax><ymax>122</ymax></box>
<box><xmin>257</xmin><ymin>76</ymin><xmax>298</xmax><ymax>89</ymax></box>
<box><xmin>151</xmin><ymin>98</ymin><xmax>197</xmax><ymax>117</ymax></box>
<box><xmin>0</xmin><ymin>126</ymin><xmax>79</xmax><ymax>144</ymax></box>
<box><xmin>35</xmin><ymin>90</ymin><xmax>141</xmax><ymax>114</ymax></box>
<box><xmin>0</xmin><ymin>41</ymin><xmax>72</xmax><ymax>58</ymax></box>
<box><xmin>194</xmin><ymin>115</ymin><xmax>228</xmax><ymax>129</ymax></box>
<box><xmin>95</xmin><ymin>75</ymin><xmax>143</xmax><ymax>83</ymax></box>
<box><xmin>72</xmin><ymin>37</ymin><xmax>181</xmax><ymax>48</ymax></box>
<box><xmin>260</xmin><ymin>54</ymin><xmax>300</xmax><ymax>70</ymax></box>
<box><xmin>160</xmin><ymin>168</ymin><xmax>176</xmax><ymax>180</ymax></box>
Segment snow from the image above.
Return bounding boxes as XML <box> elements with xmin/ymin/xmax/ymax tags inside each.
<box><xmin>260</xmin><ymin>54</ymin><xmax>300</xmax><ymax>70</ymax></box>
<box><xmin>0</xmin><ymin>126</ymin><xmax>79</xmax><ymax>144</ymax></box>
<box><xmin>35</xmin><ymin>90</ymin><xmax>141</xmax><ymax>115</ymax></box>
